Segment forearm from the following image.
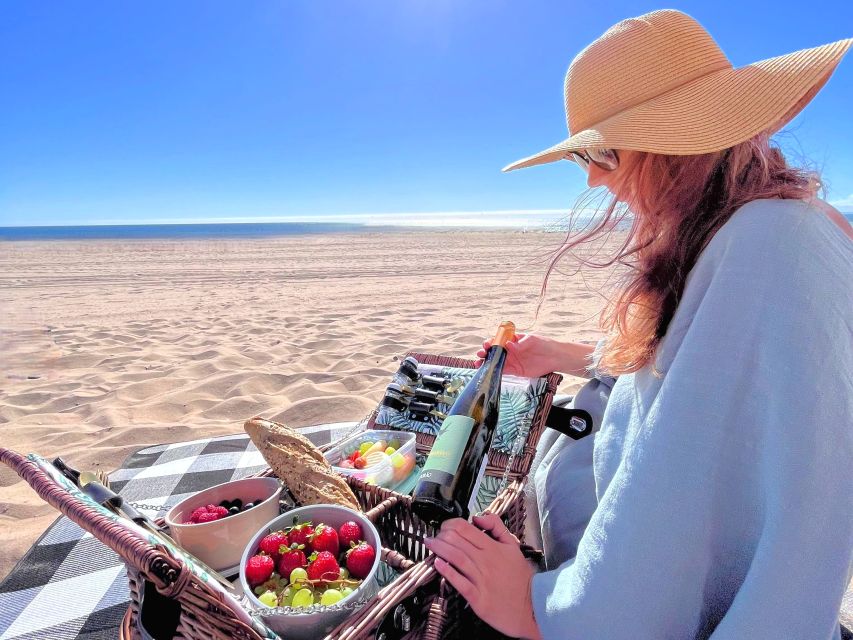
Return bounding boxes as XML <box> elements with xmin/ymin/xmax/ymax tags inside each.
<box><xmin>551</xmin><ymin>341</ymin><xmax>596</xmax><ymax>379</ymax></box>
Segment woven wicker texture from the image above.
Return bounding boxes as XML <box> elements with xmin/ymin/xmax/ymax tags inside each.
<box><xmin>2</xmin><ymin>353</ymin><xmax>561</xmax><ymax>639</ymax></box>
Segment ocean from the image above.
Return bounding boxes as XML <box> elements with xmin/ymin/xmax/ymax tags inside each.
<box><xmin>0</xmin><ymin>222</ymin><xmax>378</xmax><ymax>241</ymax></box>
<box><xmin>2</xmin><ymin>212</ymin><xmax>850</xmax><ymax>241</ymax></box>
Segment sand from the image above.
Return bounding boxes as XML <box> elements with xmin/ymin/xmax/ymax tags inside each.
<box><xmin>0</xmin><ymin>228</ymin><xmax>617</xmax><ymax>580</ymax></box>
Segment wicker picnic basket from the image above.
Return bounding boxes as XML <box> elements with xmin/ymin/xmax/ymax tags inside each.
<box><xmin>0</xmin><ymin>352</ymin><xmax>561</xmax><ymax>640</ymax></box>
<box><xmin>321</xmin><ymin>353</ymin><xmax>562</xmax><ymax>640</ymax></box>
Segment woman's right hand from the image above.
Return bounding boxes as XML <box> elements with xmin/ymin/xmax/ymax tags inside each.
<box><xmin>476</xmin><ymin>332</ymin><xmax>560</xmax><ymax>378</ymax></box>
<box><xmin>476</xmin><ymin>333</ymin><xmax>597</xmax><ymax>379</ymax></box>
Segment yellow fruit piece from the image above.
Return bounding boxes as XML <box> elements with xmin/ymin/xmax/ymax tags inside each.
<box><xmin>385</xmin><ymin>446</ymin><xmax>396</xmax><ymax>455</ymax></box>
<box><xmin>390</xmin><ymin>452</ymin><xmax>405</xmax><ymax>468</ymax></box>
<box><xmin>362</xmin><ymin>440</ymin><xmax>387</xmax><ymax>458</ymax></box>
<box><xmin>362</xmin><ymin>451</ymin><xmax>387</xmax><ymax>468</ymax></box>
<box><xmin>359</xmin><ymin>442</ymin><xmax>372</xmax><ymax>455</ymax></box>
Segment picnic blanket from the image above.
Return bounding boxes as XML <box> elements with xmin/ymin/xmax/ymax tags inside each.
<box><xmin>0</xmin><ymin>422</ymin><xmax>360</xmax><ymax>640</ymax></box>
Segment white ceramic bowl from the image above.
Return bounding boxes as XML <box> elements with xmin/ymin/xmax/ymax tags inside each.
<box><xmin>240</xmin><ymin>504</ymin><xmax>382</xmax><ymax>640</ymax></box>
<box><xmin>165</xmin><ymin>477</ymin><xmax>282</xmax><ymax>572</ymax></box>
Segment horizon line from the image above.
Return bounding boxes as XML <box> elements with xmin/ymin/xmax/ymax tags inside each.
<box><xmin>0</xmin><ymin>209</ymin><xmax>580</xmax><ymax>229</ymax></box>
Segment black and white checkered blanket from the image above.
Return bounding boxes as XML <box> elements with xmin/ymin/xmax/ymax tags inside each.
<box><xmin>0</xmin><ymin>422</ymin><xmax>360</xmax><ymax>640</ymax></box>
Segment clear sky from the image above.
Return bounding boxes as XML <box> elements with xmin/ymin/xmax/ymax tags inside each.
<box><xmin>1</xmin><ymin>1</ymin><xmax>851</xmax><ymax>226</ymax></box>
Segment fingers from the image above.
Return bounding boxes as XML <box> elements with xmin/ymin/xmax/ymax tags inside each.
<box><xmin>425</xmin><ymin>535</ymin><xmax>482</xmax><ymax>582</ymax></box>
<box><xmin>472</xmin><ymin>514</ymin><xmax>518</xmax><ymax>544</ymax></box>
<box><xmin>434</xmin><ymin>557</ymin><xmax>479</xmax><ymax>605</ymax></box>
<box><xmin>439</xmin><ymin>518</ymin><xmax>493</xmax><ymax>550</ymax></box>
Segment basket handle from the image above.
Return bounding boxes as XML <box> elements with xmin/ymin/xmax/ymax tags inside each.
<box><xmin>0</xmin><ymin>447</ymin><xmax>184</xmax><ymax>593</ymax></box>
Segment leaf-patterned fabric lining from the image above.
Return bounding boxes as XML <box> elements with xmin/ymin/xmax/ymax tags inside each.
<box><xmin>376</xmin><ymin>364</ymin><xmax>547</xmax><ymax>456</ymax></box>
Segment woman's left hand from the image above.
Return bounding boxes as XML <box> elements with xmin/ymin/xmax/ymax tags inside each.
<box><xmin>425</xmin><ymin>514</ymin><xmax>542</xmax><ymax>640</ymax></box>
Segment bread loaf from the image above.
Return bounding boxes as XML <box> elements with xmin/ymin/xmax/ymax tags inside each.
<box><xmin>244</xmin><ymin>417</ymin><xmax>359</xmax><ymax>510</ymax></box>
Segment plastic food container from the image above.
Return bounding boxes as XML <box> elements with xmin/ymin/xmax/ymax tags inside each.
<box><xmin>323</xmin><ymin>430</ymin><xmax>417</xmax><ymax>489</ymax></box>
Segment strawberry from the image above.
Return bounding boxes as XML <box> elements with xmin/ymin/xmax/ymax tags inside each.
<box><xmin>278</xmin><ymin>546</ymin><xmax>307</xmax><ymax>578</ymax></box>
<box><xmin>245</xmin><ymin>554</ymin><xmax>275</xmax><ymax>586</ymax></box>
<box><xmin>307</xmin><ymin>551</ymin><xmax>340</xmax><ymax>583</ymax></box>
<box><xmin>310</xmin><ymin>523</ymin><xmax>339</xmax><ymax>555</ymax></box>
<box><xmin>288</xmin><ymin>522</ymin><xmax>314</xmax><ymax>549</ymax></box>
<box><xmin>338</xmin><ymin>521</ymin><xmax>362</xmax><ymax>549</ymax></box>
<box><xmin>346</xmin><ymin>542</ymin><xmax>376</xmax><ymax>579</ymax></box>
<box><xmin>259</xmin><ymin>531</ymin><xmax>289</xmax><ymax>559</ymax></box>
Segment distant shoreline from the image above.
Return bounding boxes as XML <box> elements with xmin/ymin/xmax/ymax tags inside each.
<box><xmin>3</xmin><ymin>212</ymin><xmax>848</xmax><ymax>241</ymax></box>
<box><xmin>0</xmin><ymin>222</ymin><xmax>567</xmax><ymax>241</ymax></box>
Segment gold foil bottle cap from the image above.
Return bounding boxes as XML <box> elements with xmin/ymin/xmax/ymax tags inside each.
<box><xmin>492</xmin><ymin>321</ymin><xmax>516</xmax><ymax>348</ymax></box>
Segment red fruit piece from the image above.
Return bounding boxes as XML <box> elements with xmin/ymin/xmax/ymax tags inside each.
<box><xmin>310</xmin><ymin>524</ymin><xmax>339</xmax><ymax>555</ymax></box>
<box><xmin>245</xmin><ymin>554</ymin><xmax>275</xmax><ymax>586</ymax></box>
<box><xmin>196</xmin><ymin>512</ymin><xmax>221</xmax><ymax>523</ymax></box>
<box><xmin>278</xmin><ymin>546</ymin><xmax>307</xmax><ymax>578</ymax></box>
<box><xmin>188</xmin><ymin>506</ymin><xmax>208</xmax><ymax>523</ymax></box>
<box><xmin>347</xmin><ymin>450</ymin><xmax>361</xmax><ymax>463</ymax></box>
<box><xmin>346</xmin><ymin>542</ymin><xmax>376</xmax><ymax>579</ymax></box>
<box><xmin>353</xmin><ymin>457</ymin><xmax>367</xmax><ymax>470</ymax></box>
<box><xmin>288</xmin><ymin>522</ymin><xmax>314</xmax><ymax>549</ymax></box>
<box><xmin>338</xmin><ymin>521</ymin><xmax>362</xmax><ymax>549</ymax></box>
<box><xmin>259</xmin><ymin>531</ymin><xmax>289</xmax><ymax>559</ymax></box>
<box><xmin>307</xmin><ymin>551</ymin><xmax>340</xmax><ymax>583</ymax></box>
<box><xmin>208</xmin><ymin>505</ymin><xmax>229</xmax><ymax>519</ymax></box>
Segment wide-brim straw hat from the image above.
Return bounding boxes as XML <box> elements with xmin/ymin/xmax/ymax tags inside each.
<box><xmin>503</xmin><ymin>9</ymin><xmax>851</xmax><ymax>172</ymax></box>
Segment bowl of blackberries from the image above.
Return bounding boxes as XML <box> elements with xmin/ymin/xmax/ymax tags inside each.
<box><xmin>165</xmin><ymin>476</ymin><xmax>282</xmax><ymax>572</ymax></box>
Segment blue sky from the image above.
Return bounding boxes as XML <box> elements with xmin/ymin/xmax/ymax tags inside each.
<box><xmin>1</xmin><ymin>1</ymin><xmax>851</xmax><ymax>226</ymax></box>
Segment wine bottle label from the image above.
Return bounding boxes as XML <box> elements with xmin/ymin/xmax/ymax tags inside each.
<box><xmin>420</xmin><ymin>415</ymin><xmax>476</xmax><ymax>487</ymax></box>
<box><xmin>466</xmin><ymin>454</ymin><xmax>489</xmax><ymax>520</ymax></box>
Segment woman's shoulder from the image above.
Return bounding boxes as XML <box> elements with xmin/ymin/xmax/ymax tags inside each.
<box><xmin>703</xmin><ymin>197</ymin><xmax>852</xmax><ymax>270</ymax></box>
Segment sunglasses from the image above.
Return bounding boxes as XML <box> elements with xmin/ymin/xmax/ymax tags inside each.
<box><xmin>567</xmin><ymin>148</ymin><xmax>620</xmax><ymax>172</ymax></box>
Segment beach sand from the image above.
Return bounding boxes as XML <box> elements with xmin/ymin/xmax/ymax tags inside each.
<box><xmin>0</xmin><ymin>228</ymin><xmax>617</xmax><ymax>580</ymax></box>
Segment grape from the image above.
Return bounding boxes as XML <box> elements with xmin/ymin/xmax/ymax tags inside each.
<box><xmin>292</xmin><ymin>588</ymin><xmax>314</xmax><ymax>608</ymax></box>
<box><xmin>280</xmin><ymin>586</ymin><xmax>295</xmax><ymax>607</ymax></box>
<box><xmin>258</xmin><ymin>591</ymin><xmax>278</xmax><ymax>607</ymax></box>
<box><xmin>389</xmin><ymin>439</ymin><xmax>401</xmax><ymax>450</ymax></box>
<box><xmin>321</xmin><ymin>589</ymin><xmax>344</xmax><ymax>606</ymax></box>
<box><xmin>385</xmin><ymin>446</ymin><xmax>396</xmax><ymax>455</ymax></box>
<box><xmin>340</xmin><ymin>586</ymin><xmax>354</xmax><ymax>597</ymax></box>
<box><xmin>338</xmin><ymin>568</ymin><xmax>349</xmax><ymax>580</ymax></box>
<box><xmin>289</xmin><ymin>567</ymin><xmax>308</xmax><ymax>584</ymax></box>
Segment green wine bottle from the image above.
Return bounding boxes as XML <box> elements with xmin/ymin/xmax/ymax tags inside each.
<box><xmin>412</xmin><ymin>321</ymin><xmax>515</xmax><ymax>524</ymax></box>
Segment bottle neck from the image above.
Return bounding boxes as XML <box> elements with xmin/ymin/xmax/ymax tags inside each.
<box><xmin>480</xmin><ymin>343</ymin><xmax>508</xmax><ymax>378</ymax></box>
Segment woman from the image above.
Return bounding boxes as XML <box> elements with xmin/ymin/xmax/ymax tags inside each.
<box><xmin>424</xmin><ymin>9</ymin><xmax>852</xmax><ymax>639</ymax></box>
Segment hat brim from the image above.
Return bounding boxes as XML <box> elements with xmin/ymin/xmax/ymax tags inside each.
<box><xmin>502</xmin><ymin>38</ymin><xmax>851</xmax><ymax>172</ymax></box>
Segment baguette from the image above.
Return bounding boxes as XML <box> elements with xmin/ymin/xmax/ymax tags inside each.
<box><xmin>244</xmin><ymin>417</ymin><xmax>359</xmax><ymax>510</ymax></box>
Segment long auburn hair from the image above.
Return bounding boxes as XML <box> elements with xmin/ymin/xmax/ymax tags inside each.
<box><xmin>542</xmin><ymin>133</ymin><xmax>820</xmax><ymax>376</ymax></box>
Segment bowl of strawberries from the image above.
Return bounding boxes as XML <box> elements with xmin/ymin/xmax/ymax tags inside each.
<box><xmin>240</xmin><ymin>504</ymin><xmax>382</xmax><ymax>639</ymax></box>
